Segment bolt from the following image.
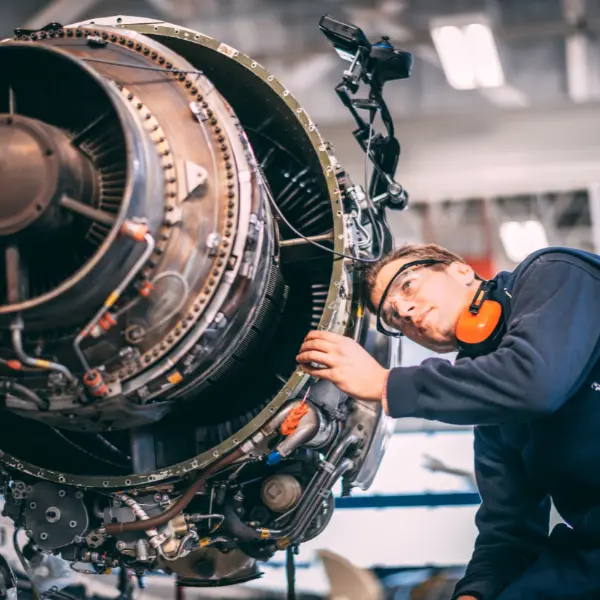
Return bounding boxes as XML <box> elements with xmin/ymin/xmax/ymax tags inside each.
<box><xmin>119</xmin><ymin>347</ymin><xmax>135</xmax><ymax>359</ymax></box>
<box><xmin>116</xmin><ymin>541</ymin><xmax>126</xmax><ymax>551</ymax></box>
<box><xmin>29</xmin><ymin>502</ymin><xmax>36</xmax><ymax>509</ymax></box>
<box><xmin>69</xmin><ymin>521</ymin><xmax>77</xmax><ymax>528</ymax></box>
<box><xmin>58</xmin><ymin>490</ymin><xmax>66</xmax><ymax>497</ymax></box>
<box><xmin>75</xmin><ymin>491</ymin><xmax>84</xmax><ymax>500</ymax></box>
<box><xmin>48</xmin><ymin>372</ymin><xmax>65</xmax><ymax>387</ymax></box>
<box><xmin>40</xmin><ymin>533</ymin><xmax>48</xmax><ymax>540</ymax></box>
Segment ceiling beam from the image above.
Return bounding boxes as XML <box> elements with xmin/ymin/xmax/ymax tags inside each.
<box><xmin>563</xmin><ymin>0</ymin><xmax>591</xmax><ymax>103</ymax></box>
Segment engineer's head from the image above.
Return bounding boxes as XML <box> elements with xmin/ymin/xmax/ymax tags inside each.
<box><xmin>365</xmin><ymin>243</ymin><xmax>480</xmax><ymax>353</ymax></box>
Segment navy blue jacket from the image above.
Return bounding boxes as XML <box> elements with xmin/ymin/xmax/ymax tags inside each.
<box><xmin>385</xmin><ymin>250</ymin><xmax>600</xmax><ymax>600</ymax></box>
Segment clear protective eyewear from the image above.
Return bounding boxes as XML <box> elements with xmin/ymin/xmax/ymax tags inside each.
<box><xmin>376</xmin><ymin>259</ymin><xmax>444</xmax><ymax>337</ymax></box>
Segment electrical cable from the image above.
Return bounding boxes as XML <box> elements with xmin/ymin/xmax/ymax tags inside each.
<box><xmin>50</xmin><ymin>427</ymin><xmax>129</xmax><ymax>469</ymax></box>
<box><xmin>13</xmin><ymin>529</ymin><xmax>30</xmax><ymax>580</ymax></box>
<box><xmin>95</xmin><ymin>433</ymin><xmax>132</xmax><ymax>461</ymax></box>
<box><xmin>264</xmin><ymin>114</ymin><xmax>384</xmax><ymax>265</ymax></box>
<box><xmin>130</xmin><ymin>271</ymin><xmax>190</xmax><ymax>338</ymax></box>
<box><xmin>362</xmin><ymin>110</ymin><xmax>385</xmax><ymax>255</ymax></box>
<box><xmin>80</xmin><ymin>57</ymin><xmax>204</xmax><ymax>75</ymax></box>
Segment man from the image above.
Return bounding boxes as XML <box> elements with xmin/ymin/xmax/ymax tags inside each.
<box><xmin>296</xmin><ymin>243</ymin><xmax>600</xmax><ymax>600</ymax></box>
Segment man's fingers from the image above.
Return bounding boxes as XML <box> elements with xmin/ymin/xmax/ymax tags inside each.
<box><xmin>299</xmin><ymin>364</ymin><xmax>335</xmax><ymax>382</ymax></box>
<box><xmin>298</xmin><ymin>339</ymin><xmax>337</xmax><ymax>354</ymax></box>
<box><xmin>304</xmin><ymin>330</ymin><xmax>345</xmax><ymax>343</ymax></box>
<box><xmin>295</xmin><ymin>350</ymin><xmax>335</xmax><ymax>368</ymax></box>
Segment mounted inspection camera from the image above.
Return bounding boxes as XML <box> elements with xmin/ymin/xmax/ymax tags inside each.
<box><xmin>320</xmin><ymin>15</ymin><xmax>412</xmax><ymax>224</ymax></box>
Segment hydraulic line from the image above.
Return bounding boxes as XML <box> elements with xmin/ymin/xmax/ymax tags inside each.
<box><xmin>10</xmin><ymin>317</ymin><xmax>77</xmax><ymax>386</ymax></box>
<box><xmin>105</xmin><ymin>448</ymin><xmax>244</xmax><ymax>535</ymax></box>
<box><xmin>0</xmin><ymin>379</ymin><xmax>49</xmax><ymax>410</ymax></box>
<box><xmin>73</xmin><ymin>224</ymin><xmax>155</xmax><ymax>377</ymax></box>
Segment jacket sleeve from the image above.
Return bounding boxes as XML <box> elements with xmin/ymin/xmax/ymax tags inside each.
<box><xmin>385</xmin><ymin>257</ymin><xmax>600</xmax><ymax>424</ymax></box>
<box><xmin>451</xmin><ymin>426</ymin><xmax>550</xmax><ymax>600</ymax></box>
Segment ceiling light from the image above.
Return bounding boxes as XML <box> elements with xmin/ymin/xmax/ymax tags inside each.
<box><xmin>499</xmin><ymin>220</ymin><xmax>549</xmax><ymax>263</ymax></box>
<box><xmin>430</xmin><ymin>20</ymin><xmax>504</xmax><ymax>90</ymax></box>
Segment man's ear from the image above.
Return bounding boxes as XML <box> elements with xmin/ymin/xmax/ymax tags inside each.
<box><xmin>448</xmin><ymin>261</ymin><xmax>476</xmax><ymax>286</ymax></box>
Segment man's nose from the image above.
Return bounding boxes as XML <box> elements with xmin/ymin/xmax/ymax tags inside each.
<box><xmin>393</xmin><ymin>298</ymin><xmax>415</xmax><ymax>319</ymax></box>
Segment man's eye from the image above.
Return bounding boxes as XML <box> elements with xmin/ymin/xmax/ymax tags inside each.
<box><xmin>402</xmin><ymin>280</ymin><xmax>412</xmax><ymax>293</ymax></box>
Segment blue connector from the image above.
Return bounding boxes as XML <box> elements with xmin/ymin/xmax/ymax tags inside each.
<box><xmin>266</xmin><ymin>451</ymin><xmax>281</xmax><ymax>466</ymax></box>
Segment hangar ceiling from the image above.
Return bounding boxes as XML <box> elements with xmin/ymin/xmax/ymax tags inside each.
<box><xmin>2</xmin><ymin>0</ymin><xmax>600</xmax><ymax>123</ymax></box>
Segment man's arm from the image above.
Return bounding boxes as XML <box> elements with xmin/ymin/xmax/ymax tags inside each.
<box><xmin>386</xmin><ymin>257</ymin><xmax>600</xmax><ymax>424</ymax></box>
<box><xmin>452</xmin><ymin>426</ymin><xmax>550</xmax><ymax>600</ymax></box>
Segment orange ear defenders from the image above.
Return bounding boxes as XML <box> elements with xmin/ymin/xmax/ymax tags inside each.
<box><xmin>456</xmin><ymin>279</ymin><xmax>506</xmax><ymax>356</ymax></box>
<box><xmin>375</xmin><ymin>259</ymin><xmax>507</xmax><ymax>356</ymax></box>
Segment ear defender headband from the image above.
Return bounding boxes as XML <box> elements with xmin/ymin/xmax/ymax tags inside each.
<box><xmin>376</xmin><ymin>259</ymin><xmax>506</xmax><ymax>355</ymax></box>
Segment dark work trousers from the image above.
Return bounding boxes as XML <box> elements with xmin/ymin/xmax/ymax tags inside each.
<box><xmin>496</xmin><ymin>525</ymin><xmax>600</xmax><ymax>600</ymax></box>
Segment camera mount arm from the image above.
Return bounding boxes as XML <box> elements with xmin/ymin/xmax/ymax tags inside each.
<box><xmin>320</xmin><ymin>16</ymin><xmax>412</xmax><ymax>212</ymax></box>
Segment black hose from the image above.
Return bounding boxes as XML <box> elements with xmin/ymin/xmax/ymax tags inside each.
<box><xmin>286</xmin><ymin>546</ymin><xmax>296</xmax><ymax>600</ymax></box>
<box><xmin>288</xmin><ymin>459</ymin><xmax>352</xmax><ymax>541</ymax></box>
<box><xmin>106</xmin><ymin>448</ymin><xmax>244</xmax><ymax>534</ymax></box>
<box><xmin>221</xmin><ymin>501</ymin><xmax>261</xmax><ymax>541</ymax></box>
<box><xmin>0</xmin><ymin>379</ymin><xmax>49</xmax><ymax>409</ymax></box>
<box><xmin>254</xmin><ymin>435</ymin><xmax>358</xmax><ymax>541</ymax></box>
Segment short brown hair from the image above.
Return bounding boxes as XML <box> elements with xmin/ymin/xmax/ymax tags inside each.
<box><xmin>363</xmin><ymin>243</ymin><xmax>472</xmax><ymax>313</ymax></box>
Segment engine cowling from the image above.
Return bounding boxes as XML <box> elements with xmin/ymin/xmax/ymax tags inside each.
<box><xmin>0</xmin><ymin>16</ymin><xmax>397</xmax><ymax>587</ymax></box>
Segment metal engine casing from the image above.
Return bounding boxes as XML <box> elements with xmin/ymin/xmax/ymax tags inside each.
<box><xmin>0</xmin><ymin>15</ymin><xmax>397</xmax><ymax>587</ymax></box>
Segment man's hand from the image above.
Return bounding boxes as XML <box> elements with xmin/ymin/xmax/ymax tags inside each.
<box><xmin>296</xmin><ymin>330</ymin><xmax>389</xmax><ymax>402</ymax></box>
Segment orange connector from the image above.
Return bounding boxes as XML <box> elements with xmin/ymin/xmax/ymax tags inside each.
<box><xmin>98</xmin><ymin>312</ymin><xmax>117</xmax><ymax>331</ymax></box>
<box><xmin>121</xmin><ymin>221</ymin><xmax>149</xmax><ymax>242</ymax></box>
<box><xmin>281</xmin><ymin>398</ymin><xmax>310</xmax><ymax>437</ymax></box>
<box><xmin>83</xmin><ymin>369</ymin><xmax>108</xmax><ymax>397</ymax></box>
<box><xmin>139</xmin><ymin>281</ymin><xmax>153</xmax><ymax>297</ymax></box>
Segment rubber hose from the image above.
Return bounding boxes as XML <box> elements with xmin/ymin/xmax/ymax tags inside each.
<box><xmin>105</xmin><ymin>448</ymin><xmax>244</xmax><ymax>534</ymax></box>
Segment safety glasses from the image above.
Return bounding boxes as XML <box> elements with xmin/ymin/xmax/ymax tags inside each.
<box><xmin>375</xmin><ymin>259</ymin><xmax>444</xmax><ymax>337</ymax></box>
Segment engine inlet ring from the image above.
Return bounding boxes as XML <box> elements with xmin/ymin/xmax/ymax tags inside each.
<box><xmin>0</xmin><ymin>18</ymin><xmax>358</xmax><ymax>489</ymax></box>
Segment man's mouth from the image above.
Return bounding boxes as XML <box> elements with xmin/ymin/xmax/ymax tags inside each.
<box><xmin>414</xmin><ymin>308</ymin><xmax>431</xmax><ymax>330</ymax></box>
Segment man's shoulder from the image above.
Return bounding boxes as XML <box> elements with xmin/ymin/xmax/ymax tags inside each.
<box><xmin>513</xmin><ymin>249</ymin><xmax>600</xmax><ymax>286</ymax></box>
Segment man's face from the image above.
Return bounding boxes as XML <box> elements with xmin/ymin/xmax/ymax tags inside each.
<box><xmin>371</xmin><ymin>257</ymin><xmax>477</xmax><ymax>353</ymax></box>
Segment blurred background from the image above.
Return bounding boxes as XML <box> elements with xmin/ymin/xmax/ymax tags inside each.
<box><xmin>1</xmin><ymin>0</ymin><xmax>599</xmax><ymax>598</ymax></box>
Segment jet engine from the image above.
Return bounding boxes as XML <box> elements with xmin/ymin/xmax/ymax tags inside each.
<box><xmin>0</xmin><ymin>15</ymin><xmax>403</xmax><ymax>588</ymax></box>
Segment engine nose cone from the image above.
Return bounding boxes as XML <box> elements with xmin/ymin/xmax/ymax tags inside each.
<box><xmin>0</xmin><ymin>114</ymin><xmax>59</xmax><ymax>236</ymax></box>
<box><xmin>0</xmin><ymin>113</ymin><xmax>98</xmax><ymax>239</ymax></box>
